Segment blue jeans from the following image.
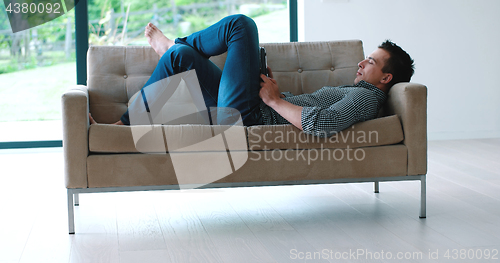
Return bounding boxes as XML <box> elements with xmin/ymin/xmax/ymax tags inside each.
<box><xmin>120</xmin><ymin>14</ymin><xmax>263</xmax><ymax>126</ymax></box>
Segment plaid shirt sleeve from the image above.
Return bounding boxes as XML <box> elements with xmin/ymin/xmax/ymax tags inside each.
<box><xmin>259</xmin><ymin>81</ymin><xmax>387</xmax><ymax>138</ymax></box>
<box><xmin>300</xmin><ymin>88</ymin><xmax>380</xmax><ymax>137</ymax></box>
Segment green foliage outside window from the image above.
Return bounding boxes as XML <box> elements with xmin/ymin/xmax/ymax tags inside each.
<box><xmin>0</xmin><ymin>0</ymin><xmax>286</xmax><ymax>74</ymax></box>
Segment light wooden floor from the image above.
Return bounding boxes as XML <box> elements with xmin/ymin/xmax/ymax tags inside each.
<box><xmin>1</xmin><ymin>139</ymin><xmax>499</xmax><ymax>263</ymax></box>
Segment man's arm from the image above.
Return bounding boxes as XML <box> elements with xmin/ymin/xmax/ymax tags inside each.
<box><xmin>260</xmin><ymin>73</ymin><xmax>380</xmax><ymax>137</ymax></box>
<box><xmin>259</xmin><ymin>74</ymin><xmax>303</xmax><ymax>130</ymax></box>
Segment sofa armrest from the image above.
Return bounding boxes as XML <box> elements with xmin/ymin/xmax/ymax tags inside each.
<box><xmin>385</xmin><ymin>82</ymin><xmax>427</xmax><ymax>176</ymax></box>
<box><xmin>61</xmin><ymin>85</ymin><xmax>89</xmax><ymax>188</ymax></box>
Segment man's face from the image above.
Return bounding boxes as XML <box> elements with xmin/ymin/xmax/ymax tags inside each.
<box><xmin>354</xmin><ymin>48</ymin><xmax>392</xmax><ymax>88</ymax></box>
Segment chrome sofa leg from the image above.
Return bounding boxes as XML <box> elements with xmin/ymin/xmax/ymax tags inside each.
<box><xmin>67</xmin><ymin>189</ymin><xmax>75</xmax><ymax>234</ymax></box>
<box><xmin>374</xmin><ymin>181</ymin><xmax>380</xmax><ymax>193</ymax></box>
<box><xmin>419</xmin><ymin>175</ymin><xmax>426</xmax><ymax>218</ymax></box>
<box><xmin>74</xmin><ymin>193</ymin><xmax>79</xmax><ymax>206</ymax></box>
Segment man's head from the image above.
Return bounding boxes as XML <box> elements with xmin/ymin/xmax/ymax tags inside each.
<box><xmin>354</xmin><ymin>40</ymin><xmax>414</xmax><ymax>92</ymax></box>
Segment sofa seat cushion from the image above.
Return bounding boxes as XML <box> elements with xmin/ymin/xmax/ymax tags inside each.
<box><xmin>89</xmin><ymin>124</ymin><xmax>248</xmax><ymax>153</ymax></box>
<box><xmin>247</xmin><ymin>115</ymin><xmax>403</xmax><ymax>150</ymax></box>
<box><xmin>89</xmin><ymin>115</ymin><xmax>402</xmax><ymax>153</ymax></box>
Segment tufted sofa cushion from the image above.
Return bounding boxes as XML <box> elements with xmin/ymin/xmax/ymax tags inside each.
<box><xmin>87</xmin><ymin>40</ymin><xmax>364</xmax><ymax>124</ymax></box>
<box><xmin>87</xmin><ymin>46</ymin><xmax>160</xmax><ymax>124</ymax></box>
<box><xmin>211</xmin><ymin>41</ymin><xmax>364</xmax><ymax>95</ymax></box>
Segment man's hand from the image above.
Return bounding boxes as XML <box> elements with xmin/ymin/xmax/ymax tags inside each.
<box><xmin>259</xmin><ymin>68</ymin><xmax>303</xmax><ymax>130</ymax></box>
<box><xmin>259</xmin><ymin>74</ymin><xmax>282</xmax><ymax>107</ymax></box>
<box><xmin>261</xmin><ymin>67</ymin><xmax>285</xmax><ymax>99</ymax></box>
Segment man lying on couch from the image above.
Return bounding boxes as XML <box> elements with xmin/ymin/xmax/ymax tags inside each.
<box><xmin>89</xmin><ymin>14</ymin><xmax>415</xmax><ymax>137</ymax></box>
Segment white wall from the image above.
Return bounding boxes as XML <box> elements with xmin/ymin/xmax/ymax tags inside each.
<box><xmin>298</xmin><ymin>0</ymin><xmax>500</xmax><ymax>140</ymax></box>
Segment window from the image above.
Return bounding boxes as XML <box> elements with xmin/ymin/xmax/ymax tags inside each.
<box><xmin>0</xmin><ymin>6</ymin><xmax>75</xmax><ymax>145</ymax></box>
<box><xmin>0</xmin><ymin>0</ymin><xmax>297</xmax><ymax>148</ymax></box>
<box><xmin>87</xmin><ymin>0</ymin><xmax>289</xmax><ymax>46</ymax></box>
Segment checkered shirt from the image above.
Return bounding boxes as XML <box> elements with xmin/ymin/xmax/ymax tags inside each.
<box><xmin>259</xmin><ymin>80</ymin><xmax>388</xmax><ymax>137</ymax></box>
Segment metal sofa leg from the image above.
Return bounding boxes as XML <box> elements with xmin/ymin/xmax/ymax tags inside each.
<box><xmin>419</xmin><ymin>175</ymin><xmax>427</xmax><ymax>218</ymax></box>
<box><xmin>67</xmin><ymin>189</ymin><xmax>75</xmax><ymax>234</ymax></box>
<box><xmin>374</xmin><ymin>181</ymin><xmax>380</xmax><ymax>193</ymax></box>
<box><xmin>74</xmin><ymin>193</ymin><xmax>80</xmax><ymax>206</ymax></box>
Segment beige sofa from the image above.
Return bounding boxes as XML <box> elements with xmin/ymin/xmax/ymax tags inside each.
<box><xmin>62</xmin><ymin>40</ymin><xmax>428</xmax><ymax>234</ymax></box>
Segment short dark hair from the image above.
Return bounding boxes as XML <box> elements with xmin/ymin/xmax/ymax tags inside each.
<box><xmin>378</xmin><ymin>40</ymin><xmax>415</xmax><ymax>88</ymax></box>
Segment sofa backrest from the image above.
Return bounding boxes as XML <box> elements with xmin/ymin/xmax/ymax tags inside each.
<box><xmin>210</xmin><ymin>41</ymin><xmax>364</xmax><ymax>95</ymax></box>
<box><xmin>86</xmin><ymin>41</ymin><xmax>364</xmax><ymax>123</ymax></box>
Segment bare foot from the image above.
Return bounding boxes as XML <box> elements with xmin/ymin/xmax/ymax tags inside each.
<box><xmin>145</xmin><ymin>23</ymin><xmax>175</xmax><ymax>57</ymax></box>
<box><xmin>89</xmin><ymin>113</ymin><xmax>124</xmax><ymax>125</ymax></box>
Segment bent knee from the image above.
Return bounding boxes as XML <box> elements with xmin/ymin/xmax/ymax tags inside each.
<box><xmin>163</xmin><ymin>44</ymin><xmax>196</xmax><ymax>59</ymax></box>
<box><xmin>160</xmin><ymin>44</ymin><xmax>198</xmax><ymax>66</ymax></box>
<box><xmin>231</xmin><ymin>14</ymin><xmax>257</xmax><ymax>30</ymax></box>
